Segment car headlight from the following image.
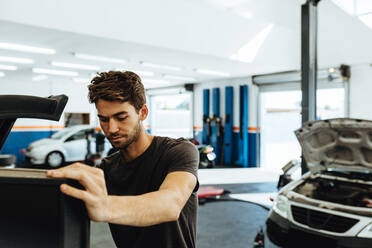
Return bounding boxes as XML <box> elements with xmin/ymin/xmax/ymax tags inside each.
<box><xmin>273</xmin><ymin>195</ymin><xmax>290</xmax><ymax>219</ymax></box>
<box><xmin>358</xmin><ymin>223</ymin><xmax>372</xmax><ymax>238</ymax></box>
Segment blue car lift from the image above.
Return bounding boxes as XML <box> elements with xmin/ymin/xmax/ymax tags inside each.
<box><xmin>210</xmin><ymin>88</ymin><xmax>222</xmax><ymax>165</ymax></box>
<box><xmin>235</xmin><ymin>85</ymin><xmax>249</xmax><ymax>167</ymax></box>
<box><xmin>224</xmin><ymin>86</ymin><xmax>233</xmax><ymax>165</ymax></box>
<box><xmin>202</xmin><ymin>89</ymin><xmax>211</xmax><ymax>145</ymax></box>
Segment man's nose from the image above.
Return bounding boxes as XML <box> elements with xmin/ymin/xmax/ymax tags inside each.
<box><xmin>108</xmin><ymin>119</ymin><xmax>119</xmax><ymax>134</ymax></box>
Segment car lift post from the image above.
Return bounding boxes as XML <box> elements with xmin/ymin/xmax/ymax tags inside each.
<box><xmin>301</xmin><ymin>0</ymin><xmax>321</xmax><ymax>174</ymax></box>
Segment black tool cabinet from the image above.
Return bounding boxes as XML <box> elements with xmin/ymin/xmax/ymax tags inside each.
<box><xmin>0</xmin><ymin>168</ymin><xmax>90</xmax><ymax>248</ymax></box>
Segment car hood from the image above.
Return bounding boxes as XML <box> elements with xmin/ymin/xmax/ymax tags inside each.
<box><xmin>295</xmin><ymin>118</ymin><xmax>372</xmax><ymax>173</ymax></box>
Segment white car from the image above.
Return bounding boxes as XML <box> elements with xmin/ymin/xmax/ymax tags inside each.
<box><xmin>24</xmin><ymin>125</ymin><xmax>111</xmax><ymax>168</ymax></box>
<box><xmin>267</xmin><ymin>118</ymin><xmax>372</xmax><ymax>248</ymax></box>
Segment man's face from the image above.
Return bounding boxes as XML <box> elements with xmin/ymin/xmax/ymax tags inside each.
<box><xmin>96</xmin><ymin>99</ymin><xmax>146</xmax><ymax>149</ymax></box>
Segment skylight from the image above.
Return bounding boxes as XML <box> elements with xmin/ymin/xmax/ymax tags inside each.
<box><xmin>332</xmin><ymin>0</ymin><xmax>372</xmax><ymax>30</ymax></box>
<box><xmin>231</xmin><ymin>24</ymin><xmax>274</xmax><ymax>63</ymax></box>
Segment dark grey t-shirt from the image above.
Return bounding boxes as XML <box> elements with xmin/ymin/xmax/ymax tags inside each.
<box><xmin>98</xmin><ymin>136</ymin><xmax>199</xmax><ymax>248</ymax></box>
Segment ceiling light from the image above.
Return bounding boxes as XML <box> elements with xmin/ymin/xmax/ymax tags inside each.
<box><xmin>0</xmin><ymin>56</ymin><xmax>33</xmax><ymax>64</ymax></box>
<box><xmin>0</xmin><ymin>64</ymin><xmax>17</xmax><ymax>71</ymax></box>
<box><xmin>74</xmin><ymin>53</ymin><xmax>127</xmax><ymax>64</ymax></box>
<box><xmin>51</xmin><ymin>61</ymin><xmax>100</xmax><ymax>71</ymax></box>
<box><xmin>195</xmin><ymin>69</ymin><xmax>230</xmax><ymax>77</ymax></box>
<box><xmin>32</xmin><ymin>68</ymin><xmax>78</xmax><ymax>77</ymax></box>
<box><xmin>328</xmin><ymin>67</ymin><xmax>336</xmax><ymax>73</ymax></box>
<box><xmin>32</xmin><ymin>75</ymin><xmax>48</xmax><ymax>81</ymax></box>
<box><xmin>0</xmin><ymin>72</ymin><xmax>5</xmax><ymax>77</ymax></box>
<box><xmin>0</xmin><ymin>42</ymin><xmax>56</xmax><ymax>54</ymax></box>
<box><xmin>141</xmin><ymin>62</ymin><xmax>181</xmax><ymax>71</ymax></box>
<box><xmin>163</xmin><ymin>74</ymin><xmax>196</xmax><ymax>81</ymax></box>
<box><xmin>73</xmin><ymin>77</ymin><xmax>90</xmax><ymax>83</ymax></box>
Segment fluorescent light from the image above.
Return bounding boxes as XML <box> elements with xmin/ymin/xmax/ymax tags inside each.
<box><xmin>32</xmin><ymin>68</ymin><xmax>78</xmax><ymax>76</ymax></box>
<box><xmin>0</xmin><ymin>56</ymin><xmax>33</xmax><ymax>64</ymax></box>
<box><xmin>231</xmin><ymin>24</ymin><xmax>274</xmax><ymax>63</ymax></box>
<box><xmin>141</xmin><ymin>62</ymin><xmax>181</xmax><ymax>71</ymax></box>
<box><xmin>0</xmin><ymin>72</ymin><xmax>5</xmax><ymax>77</ymax></box>
<box><xmin>74</xmin><ymin>53</ymin><xmax>127</xmax><ymax>64</ymax></box>
<box><xmin>52</xmin><ymin>61</ymin><xmax>100</xmax><ymax>71</ymax></box>
<box><xmin>163</xmin><ymin>74</ymin><xmax>196</xmax><ymax>81</ymax></box>
<box><xmin>32</xmin><ymin>75</ymin><xmax>48</xmax><ymax>81</ymax></box>
<box><xmin>195</xmin><ymin>69</ymin><xmax>230</xmax><ymax>77</ymax></box>
<box><xmin>73</xmin><ymin>77</ymin><xmax>90</xmax><ymax>83</ymax></box>
<box><xmin>0</xmin><ymin>64</ymin><xmax>17</xmax><ymax>71</ymax></box>
<box><xmin>0</xmin><ymin>42</ymin><xmax>55</xmax><ymax>54</ymax></box>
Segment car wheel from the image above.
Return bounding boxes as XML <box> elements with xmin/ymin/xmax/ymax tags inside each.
<box><xmin>46</xmin><ymin>151</ymin><xmax>64</xmax><ymax>168</ymax></box>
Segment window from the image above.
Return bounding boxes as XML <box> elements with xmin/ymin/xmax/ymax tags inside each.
<box><xmin>149</xmin><ymin>93</ymin><xmax>193</xmax><ymax>138</ymax></box>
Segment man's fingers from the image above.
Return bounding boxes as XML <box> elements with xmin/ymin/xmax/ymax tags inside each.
<box><xmin>46</xmin><ymin>165</ymin><xmax>101</xmax><ymax>193</ymax></box>
<box><xmin>60</xmin><ymin>183</ymin><xmax>90</xmax><ymax>201</ymax></box>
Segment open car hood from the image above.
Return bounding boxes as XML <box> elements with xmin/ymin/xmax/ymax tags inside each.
<box><xmin>0</xmin><ymin>95</ymin><xmax>68</xmax><ymax>151</ymax></box>
<box><xmin>295</xmin><ymin>118</ymin><xmax>372</xmax><ymax>173</ymax></box>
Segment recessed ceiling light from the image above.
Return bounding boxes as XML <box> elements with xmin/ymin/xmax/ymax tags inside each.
<box><xmin>51</xmin><ymin>61</ymin><xmax>100</xmax><ymax>71</ymax></box>
<box><xmin>0</xmin><ymin>42</ymin><xmax>56</xmax><ymax>54</ymax></box>
<box><xmin>140</xmin><ymin>62</ymin><xmax>181</xmax><ymax>71</ymax></box>
<box><xmin>0</xmin><ymin>64</ymin><xmax>17</xmax><ymax>71</ymax></box>
<box><xmin>0</xmin><ymin>56</ymin><xmax>33</xmax><ymax>64</ymax></box>
<box><xmin>73</xmin><ymin>77</ymin><xmax>90</xmax><ymax>83</ymax></box>
<box><xmin>74</xmin><ymin>53</ymin><xmax>127</xmax><ymax>64</ymax></box>
<box><xmin>32</xmin><ymin>75</ymin><xmax>48</xmax><ymax>81</ymax></box>
<box><xmin>163</xmin><ymin>74</ymin><xmax>196</xmax><ymax>81</ymax></box>
<box><xmin>0</xmin><ymin>72</ymin><xmax>5</xmax><ymax>77</ymax></box>
<box><xmin>195</xmin><ymin>69</ymin><xmax>230</xmax><ymax>77</ymax></box>
<box><xmin>32</xmin><ymin>68</ymin><xmax>78</xmax><ymax>77</ymax></box>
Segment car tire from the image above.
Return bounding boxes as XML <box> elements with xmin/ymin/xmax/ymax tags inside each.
<box><xmin>0</xmin><ymin>154</ymin><xmax>16</xmax><ymax>167</ymax></box>
<box><xmin>45</xmin><ymin>151</ymin><xmax>64</xmax><ymax>168</ymax></box>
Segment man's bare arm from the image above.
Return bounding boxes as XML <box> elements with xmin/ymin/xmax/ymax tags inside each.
<box><xmin>46</xmin><ymin>163</ymin><xmax>197</xmax><ymax>226</ymax></box>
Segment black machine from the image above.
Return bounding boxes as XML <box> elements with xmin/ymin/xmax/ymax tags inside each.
<box><xmin>0</xmin><ymin>94</ymin><xmax>90</xmax><ymax>248</ymax></box>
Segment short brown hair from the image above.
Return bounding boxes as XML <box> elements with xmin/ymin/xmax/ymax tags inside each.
<box><xmin>88</xmin><ymin>71</ymin><xmax>146</xmax><ymax>112</ymax></box>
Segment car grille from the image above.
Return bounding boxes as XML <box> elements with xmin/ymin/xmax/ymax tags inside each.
<box><xmin>291</xmin><ymin>205</ymin><xmax>359</xmax><ymax>233</ymax></box>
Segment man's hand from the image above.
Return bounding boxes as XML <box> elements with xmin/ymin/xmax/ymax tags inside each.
<box><xmin>46</xmin><ymin>163</ymin><xmax>110</xmax><ymax>223</ymax></box>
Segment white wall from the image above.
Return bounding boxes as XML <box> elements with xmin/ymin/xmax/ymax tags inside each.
<box><xmin>193</xmin><ymin>77</ymin><xmax>259</xmax><ymax>130</ymax></box>
<box><xmin>0</xmin><ymin>78</ymin><xmax>97</xmax><ymax>127</ymax></box>
<box><xmin>349</xmin><ymin>64</ymin><xmax>372</xmax><ymax>120</ymax></box>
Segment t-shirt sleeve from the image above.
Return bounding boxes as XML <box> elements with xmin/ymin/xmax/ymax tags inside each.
<box><xmin>165</xmin><ymin>140</ymin><xmax>199</xmax><ymax>192</ymax></box>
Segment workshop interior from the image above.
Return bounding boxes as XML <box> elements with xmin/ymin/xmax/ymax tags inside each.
<box><xmin>1</xmin><ymin>0</ymin><xmax>372</xmax><ymax>247</ymax></box>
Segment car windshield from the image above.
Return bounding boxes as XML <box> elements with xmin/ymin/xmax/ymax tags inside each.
<box><xmin>324</xmin><ymin>168</ymin><xmax>372</xmax><ymax>181</ymax></box>
<box><xmin>50</xmin><ymin>128</ymin><xmax>73</xmax><ymax>140</ymax></box>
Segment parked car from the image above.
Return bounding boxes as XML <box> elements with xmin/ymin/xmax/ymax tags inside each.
<box><xmin>267</xmin><ymin>118</ymin><xmax>372</xmax><ymax>248</ymax></box>
<box><xmin>24</xmin><ymin>125</ymin><xmax>111</xmax><ymax>168</ymax></box>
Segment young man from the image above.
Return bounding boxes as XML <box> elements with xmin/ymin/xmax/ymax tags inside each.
<box><xmin>46</xmin><ymin>71</ymin><xmax>199</xmax><ymax>248</ymax></box>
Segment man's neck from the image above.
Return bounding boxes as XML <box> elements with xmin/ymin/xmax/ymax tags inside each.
<box><xmin>120</xmin><ymin>131</ymin><xmax>154</xmax><ymax>162</ymax></box>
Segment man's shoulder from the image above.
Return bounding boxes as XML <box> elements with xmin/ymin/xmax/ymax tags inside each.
<box><xmin>97</xmin><ymin>150</ymin><xmax>121</xmax><ymax>169</ymax></box>
<box><xmin>155</xmin><ymin>136</ymin><xmax>195</xmax><ymax>151</ymax></box>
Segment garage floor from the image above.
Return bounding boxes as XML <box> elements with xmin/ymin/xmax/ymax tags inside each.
<box><xmin>90</xmin><ymin>168</ymin><xmax>281</xmax><ymax>248</ymax></box>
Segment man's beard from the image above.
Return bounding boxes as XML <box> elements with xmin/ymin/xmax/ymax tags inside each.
<box><xmin>115</xmin><ymin>120</ymin><xmax>142</xmax><ymax>150</ymax></box>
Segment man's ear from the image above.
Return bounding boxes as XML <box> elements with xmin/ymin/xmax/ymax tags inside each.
<box><xmin>139</xmin><ymin>104</ymin><xmax>148</xmax><ymax>120</ymax></box>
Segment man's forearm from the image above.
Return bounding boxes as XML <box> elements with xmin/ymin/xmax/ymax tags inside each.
<box><xmin>106</xmin><ymin>189</ymin><xmax>184</xmax><ymax>227</ymax></box>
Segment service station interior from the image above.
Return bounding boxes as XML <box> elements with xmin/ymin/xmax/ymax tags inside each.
<box><xmin>1</xmin><ymin>0</ymin><xmax>372</xmax><ymax>248</ymax></box>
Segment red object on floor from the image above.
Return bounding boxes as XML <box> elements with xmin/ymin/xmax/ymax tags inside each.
<box><xmin>197</xmin><ymin>186</ymin><xmax>224</xmax><ymax>199</ymax></box>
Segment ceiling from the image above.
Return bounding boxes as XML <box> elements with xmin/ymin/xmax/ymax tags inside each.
<box><xmin>0</xmin><ymin>0</ymin><xmax>371</xmax><ymax>88</ymax></box>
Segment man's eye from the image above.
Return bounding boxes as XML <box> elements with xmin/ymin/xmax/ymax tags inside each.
<box><xmin>117</xmin><ymin>116</ymin><xmax>127</xmax><ymax>121</ymax></box>
<box><xmin>99</xmin><ymin>118</ymin><xmax>109</xmax><ymax>122</ymax></box>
